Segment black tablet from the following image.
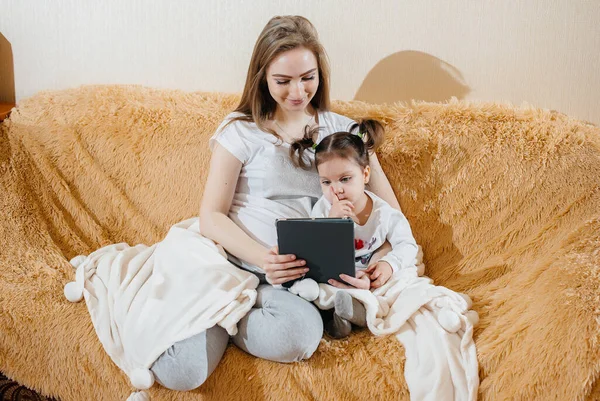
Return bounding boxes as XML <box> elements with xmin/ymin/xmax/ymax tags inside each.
<box><xmin>276</xmin><ymin>217</ymin><xmax>355</xmax><ymax>285</ymax></box>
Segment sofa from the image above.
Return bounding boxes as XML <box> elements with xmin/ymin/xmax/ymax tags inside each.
<box><xmin>0</xmin><ymin>85</ymin><xmax>598</xmax><ymax>400</ymax></box>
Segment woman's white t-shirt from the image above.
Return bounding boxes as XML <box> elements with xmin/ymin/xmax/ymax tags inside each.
<box><xmin>209</xmin><ymin>110</ymin><xmax>354</xmax><ymax>272</ymax></box>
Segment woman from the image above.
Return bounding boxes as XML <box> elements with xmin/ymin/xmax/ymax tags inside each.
<box><xmin>150</xmin><ymin>15</ymin><xmax>401</xmax><ymax>391</ymax></box>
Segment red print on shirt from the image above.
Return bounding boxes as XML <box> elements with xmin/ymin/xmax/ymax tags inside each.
<box><xmin>354</xmin><ymin>239</ymin><xmax>364</xmax><ymax>250</ymax></box>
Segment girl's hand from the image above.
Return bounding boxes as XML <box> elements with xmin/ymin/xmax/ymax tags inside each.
<box><xmin>328</xmin><ymin>270</ymin><xmax>371</xmax><ymax>290</ymax></box>
<box><xmin>263</xmin><ymin>246</ymin><xmax>309</xmax><ymax>285</ymax></box>
<box><xmin>365</xmin><ymin>261</ymin><xmax>393</xmax><ymax>289</ymax></box>
<box><xmin>328</xmin><ymin>187</ymin><xmax>356</xmax><ymax>221</ymax></box>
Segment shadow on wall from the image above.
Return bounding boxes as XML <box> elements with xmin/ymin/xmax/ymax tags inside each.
<box><xmin>354</xmin><ymin>50</ymin><xmax>471</xmax><ymax>104</ymax></box>
<box><xmin>0</xmin><ymin>32</ymin><xmax>15</xmax><ymax>104</ymax></box>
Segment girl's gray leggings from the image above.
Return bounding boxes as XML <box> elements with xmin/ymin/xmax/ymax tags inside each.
<box><xmin>150</xmin><ymin>284</ymin><xmax>324</xmax><ymax>391</ymax></box>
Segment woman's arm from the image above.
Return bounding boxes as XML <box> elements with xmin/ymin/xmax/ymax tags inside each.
<box><xmin>199</xmin><ymin>143</ymin><xmax>308</xmax><ymax>284</ymax></box>
<box><xmin>367</xmin><ymin>153</ymin><xmax>401</xmax><ymax>210</ymax></box>
<box><xmin>199</xmin><ymin>143</ymin><xmax>267</xmax><ymax>267</ymax></box>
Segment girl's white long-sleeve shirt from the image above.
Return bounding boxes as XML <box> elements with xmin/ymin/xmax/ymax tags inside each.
<box><xmin>310</xmin><ymin>190</ymin><xmax>419</xmax><ymax>272</ymax></box>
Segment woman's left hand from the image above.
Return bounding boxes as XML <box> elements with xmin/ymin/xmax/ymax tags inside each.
<box><xmin>328</xmin><ymin>270</ymin><xmax>371</xmax><ymax>290</ymax></box>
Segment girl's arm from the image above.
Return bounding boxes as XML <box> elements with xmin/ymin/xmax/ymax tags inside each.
<box><xmin>199</xmin><ymin>143</ymin><xmax>308</xmax><ymax>283</ymax></box>
<box><xmin>365</xmin><ymin>153</ymin><xmax>398</xmax><ymax>265</ymax></box>
<box><xmin>366</xmin><ymin>208</ymin><xmax>419</xmax><ymax>288</ymax></box>
<box><xmin>378</xmin><ymin>208</ymin><xmax>419</xmax><ymax>272</ymax></box>
<box><xmin>367</xmin><ymin>153</ymin><xmax>401</xmax><ymax>210</ymax></box>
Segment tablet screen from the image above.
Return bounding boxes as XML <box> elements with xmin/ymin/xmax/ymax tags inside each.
<box><xmin>276</xmin><ymin>218</ymin><xmax>355</xmax><ymax>285</ymax></box>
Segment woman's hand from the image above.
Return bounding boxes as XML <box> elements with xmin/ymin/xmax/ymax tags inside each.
<box><xmin>263</xmin><ymin>246</ymin><xmax>309</xmax><ymax>285</ymax></box>
<box><xmin>365</xmin><ymin>261</ymin><xmax>393</xmax><ymax>289</ymax></box>
<box><xmin>328</xmin><ymin>270</ymin><xmax>371</xmax><ymax>290</ymax></box>
<box><xmin>328</xmin><ymin>187</ymin><xmax>356</xmax><ymax>220</ymax></box>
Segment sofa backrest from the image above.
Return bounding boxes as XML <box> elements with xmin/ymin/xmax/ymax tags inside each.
<box><xmin>3</xmin><ymin>85</ymin><xmax>599</xmax><ymax>285</ymax></box>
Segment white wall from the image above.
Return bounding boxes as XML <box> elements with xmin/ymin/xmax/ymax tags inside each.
<box><xmin>1</xmin><ymin>0</ymin><xmax>599</xmax><ymax>124</ymax></box>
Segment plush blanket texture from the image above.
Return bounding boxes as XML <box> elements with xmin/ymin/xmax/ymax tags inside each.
<box><xmin>0</xmin><ymin>85</ymin><xmax>599</xmax><ymax>401</ymax></box>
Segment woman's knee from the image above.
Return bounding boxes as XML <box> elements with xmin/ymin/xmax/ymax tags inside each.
<box><xmin>285</xmin><ymin>307</ymin><xmax>323</xmax><ymax>361</ymax></box>
<box><xmin>234</xmin><ymin>286</ymin><xmax>323</xmax><ymax>362</ymax></box>
<box><xmin>151</xmin><ymin>325</ymin><xmax>229</xmax><ymax>391</ymax></box>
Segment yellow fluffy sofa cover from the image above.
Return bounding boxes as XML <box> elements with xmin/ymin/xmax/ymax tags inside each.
<box><xmin>0</xmin><ymin>85</ymin><xmax>599</xmax><ymax>401</ymax></box>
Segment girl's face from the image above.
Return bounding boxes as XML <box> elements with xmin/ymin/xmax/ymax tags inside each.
<box><xmin>266</xmin><ymin>47</ymin><xmax>319</xmax><ymax>114</ymax></box>
<box><xmin>317</xmin><ymin>156</ymin><xmax>370</xmax><ymax>205</ymax></box>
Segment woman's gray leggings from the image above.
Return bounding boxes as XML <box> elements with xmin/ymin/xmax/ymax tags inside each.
<box><xmin>150</xmin><ymin>284</ymin><xmax>324</xmax><ymax>391</ymax></box>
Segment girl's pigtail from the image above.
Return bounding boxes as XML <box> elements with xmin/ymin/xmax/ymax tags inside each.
<box><xmin>355</xmin><ymin>119</ymin><xmax>385</xmax><ymax>153</ymax></box>
<box><xmin>290</xmin><ymin>125</ymin><xmax>320</xmax><ymax>169</ymax></box>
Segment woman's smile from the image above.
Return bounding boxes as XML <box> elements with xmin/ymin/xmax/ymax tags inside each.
<box><xmin>288</xmin><ymin>98</ymin><xmax>306</xmax><ymax>106</ymax></box>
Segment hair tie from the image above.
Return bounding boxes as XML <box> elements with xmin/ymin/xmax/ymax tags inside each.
<box><xmin>311</xmin><ymin>143</ymin><xmax>317</xmax><ymax>150</ymax></box>
<box><xmin>357</xmin><ymin>132</ymin><xmax>365</xmax><ymax>140</ymax></box>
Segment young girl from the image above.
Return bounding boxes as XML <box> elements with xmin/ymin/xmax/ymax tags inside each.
<box><xmin>291</xmin><ymin>120</ymin><xmax>419</xmax><ymax>338</ymax></box>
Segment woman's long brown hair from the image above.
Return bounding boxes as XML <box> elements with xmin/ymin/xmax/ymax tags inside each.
<box><xmin>223</xmin><ymin>15</ymin><xmax>331</xmax><ymax>140</ymax></box>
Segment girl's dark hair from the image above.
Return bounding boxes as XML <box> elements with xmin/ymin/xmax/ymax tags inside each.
<box><xmin>290</xmin><ymin>119</ymin><xmax>385</xmax><ymax>169</ymax></box>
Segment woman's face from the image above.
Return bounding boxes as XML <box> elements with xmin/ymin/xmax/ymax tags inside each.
<box><xmin>266</xmin><ymin>47</ymin><xmax>319</xmax><ymax>114</ymax></box>
<box><xmin>317</xmin><ymin>156</ymin><xmax>370</xmax><ymax>206</ymax></box>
